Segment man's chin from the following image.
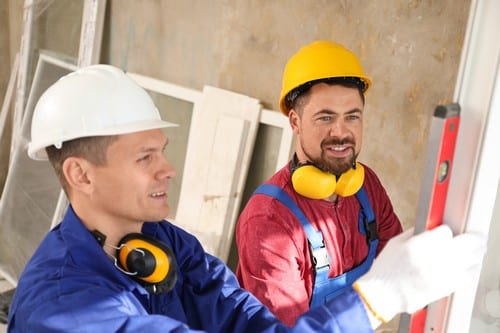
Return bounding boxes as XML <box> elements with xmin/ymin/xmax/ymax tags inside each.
<box><xmin>321</xmin><ymin>159</ymin><xmax>354</xmax><ymax>175</ymax></box>
<box><xmin>145</xmin><ymin>208</ymin><xmax>170</xmax><ymax>222</ymax></box>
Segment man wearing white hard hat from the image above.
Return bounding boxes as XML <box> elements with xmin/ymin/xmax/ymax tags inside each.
<box><xmin>7</xmin><ymin>64</ymin><xmax>485</xmax><ymax>332</ymax></box>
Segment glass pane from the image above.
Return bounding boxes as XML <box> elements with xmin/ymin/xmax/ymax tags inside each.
<box><xmin>21</xmin><ymin>1</ymin><xmax>84</xmax><ymax>111</ymax></box>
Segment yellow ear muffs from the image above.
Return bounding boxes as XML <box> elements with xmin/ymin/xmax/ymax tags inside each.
<box><xmin>117</xmin><ymin>233</ymin><xmax>177</xmax><ymax>294</ymax></box>
<box><xmin>291</xmin><ymin>162</ymin><xmax>365</xmax><ymax>199</ymax></box>
<box><xmin>118</xmin><ymin>237</ymin><xmax>169</xmax><ymax>283</ymax></box>
<box><xmin>336</xmin><ymin>163</ymin><xmax>365</xmax><ymax>197</ymax></box>
<box><xmin>292</xmin><ymin>165</ymin><xmax>336</xmax><ymax>199</ymax></box>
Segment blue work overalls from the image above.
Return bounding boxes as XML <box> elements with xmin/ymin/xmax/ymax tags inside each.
<box><xmin>254</xmin><ymin>184</ymin><xmax>379</xmax><ymax>307</ymax></box>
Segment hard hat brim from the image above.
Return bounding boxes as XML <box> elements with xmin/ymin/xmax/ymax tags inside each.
<box><xmin>28</xmin><ymin>119</ymin><xmax>178</xmax><ymax>161</ymax></box>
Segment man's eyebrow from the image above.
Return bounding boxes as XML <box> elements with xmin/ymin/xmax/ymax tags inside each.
<box><xmin>313</xmin><ymin>107</ymin><xmax>362</xmax><ymax>116</ymax></box>
<box><xmin>138</xmin><ymin>139</ymin><xmax>168</xmax><ymax>153</ymax></box>
<box><xmin>346</xmin><ymin>108</ymin><xmax>363</xmax><ymax>114</ymax></box>
<box><xmin>313</xmin><ymin>108</ymin><xmax>336</xmax><ymax>116</ymax></box>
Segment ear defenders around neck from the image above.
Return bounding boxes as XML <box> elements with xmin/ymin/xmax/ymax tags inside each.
<box><xmin>291</xmin><ymin>162</ymin><xmax>365</xmax><ymax>199</ymax></box>
<box><xmin>116</xmin><ymin>233</ymin><xmax>177</xmax><ymax>294</ymax></box>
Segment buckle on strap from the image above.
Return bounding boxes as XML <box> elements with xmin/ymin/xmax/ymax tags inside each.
<box><xmin>312</xmin><ymin>246</ymin><xmax>330</xmax><ymax>269</ymax></box>
<box><xmin>364</xmin><ymin>218</ymin><xmax>379</xmax><ymax>244</ymax></box>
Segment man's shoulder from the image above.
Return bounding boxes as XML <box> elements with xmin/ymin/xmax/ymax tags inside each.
<box><xmin>359</xmin><ymin>163</ymin><xmax>385</xmax><ymax>188</ymax></box>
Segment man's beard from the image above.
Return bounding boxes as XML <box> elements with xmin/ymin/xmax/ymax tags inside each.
<box><xmin>303</xmin><ymin>138</ymin><xmax>358</xmax><ymax>176</ymax></box>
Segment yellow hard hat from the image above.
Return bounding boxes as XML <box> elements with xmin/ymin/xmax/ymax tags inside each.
<box><xmin>279</xmin><ymin>40</ymin><xmax>372</xmax><ymax>115</ymax></box>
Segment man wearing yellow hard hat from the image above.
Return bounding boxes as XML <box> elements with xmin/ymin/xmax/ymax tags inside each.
<box><xmin>236</xmin><ymin>40</ymin><xmax>403</xmax><ymax>325</ymax></box>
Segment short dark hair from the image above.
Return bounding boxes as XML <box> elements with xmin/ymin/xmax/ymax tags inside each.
<box><xmin>46</xmin><ymin>135</ymin><xmax>119</xmax><ymax>196</ymax></box>
<box><xmin>284</xmin><ymin>77</ymin><xmax>366</xmax><ymax>114</ymax></box>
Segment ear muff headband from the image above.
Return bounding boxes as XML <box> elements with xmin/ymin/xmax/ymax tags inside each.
<box><xmin>291</xmin><ymin>162</ymin><xmax>365</xmax><ymax>199</ymax></box>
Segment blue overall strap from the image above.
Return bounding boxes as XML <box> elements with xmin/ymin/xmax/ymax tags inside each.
<box><xmin>253</xmin><ymin>184</ymin><xmax>329</xmax><ymax>272</ymax></box>
<box><xmin>356</xmin><ymin>186</ymin><xmax>378</xmax><ymax>244</ymax></box>
<box><xmin>253</xmin><ymin>184</ymin><xmax>378</xmax><ymax>308</ymax></box>
<box><xmin>310</xmin><ymin>186</ymin><xmax>379</xmax><ymax>306</ymax></box>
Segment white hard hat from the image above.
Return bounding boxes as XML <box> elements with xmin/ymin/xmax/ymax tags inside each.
<box><xmin>28</xmin><ymin>64</ymin><xmax>178</xmax><ymax>160</ymax></box>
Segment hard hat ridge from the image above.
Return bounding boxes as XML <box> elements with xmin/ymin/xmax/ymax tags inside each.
<box><xmin>28</xmin><ymin>64</ymin><xmax>178</xmax><ymax>160</ymax></box>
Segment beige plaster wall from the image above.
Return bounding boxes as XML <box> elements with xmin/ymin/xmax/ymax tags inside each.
<box><xmin>101</xmin><ymin>0</ymin><xmax>470</xmax><ymax>231</ymax></box>
<box><xmin>1</xmin><ymin>0</ymin><xmax>470</xmax><ymax>254</ymax></box>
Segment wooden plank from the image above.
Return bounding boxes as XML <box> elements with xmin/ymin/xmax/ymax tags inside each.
<box><xmin>196</xmin><ymin>116</ymin><xmax>249</xmax><ymax>257</ymax></box>
<box><xmin>175</xmin><ymin>85</ymin><xmax>261</xmax><ymax>262</ymax></box>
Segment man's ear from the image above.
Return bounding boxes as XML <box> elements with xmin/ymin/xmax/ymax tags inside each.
<box><xmin>62</xmin><ymin>157</ymin><xmax>94</xmax><ymax>194</ymax></box>
<box><xmin>289</xmin><ymin>109</ymin><xmax>300</xmax><ymax>135</ymax></box>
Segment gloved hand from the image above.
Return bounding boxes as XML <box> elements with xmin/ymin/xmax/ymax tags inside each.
<box><xmin>353</xmin><ymin>225</ymin><xmax>486</xmax><ymax>323</ymax></box>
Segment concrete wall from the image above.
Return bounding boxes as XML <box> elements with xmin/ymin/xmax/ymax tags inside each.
<box><xmin>100</xmin><ymin>0</ymin><xmax>470</xmax><ymax>230</ymax></box>
<box><xmin>114</xmin><ymin>1</ymin><xmax>469</xmax><ymax>230</ymax></box>
<box><xmin>1</xmin><ymin>0</ymin><xmax>471</xmax><ymax>251</ymax></box>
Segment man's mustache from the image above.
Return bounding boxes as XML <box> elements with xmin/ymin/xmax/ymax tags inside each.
<box><xmin>322</xmin><ymin>137</ymin><xmax>355</xmax><ymax>146</ymax></box>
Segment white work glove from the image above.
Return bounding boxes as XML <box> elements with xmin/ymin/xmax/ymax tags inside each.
<box><xmin>353</xmin><ymin>225</ymin><xmax>486</xmax><ymax>323</ymax></box>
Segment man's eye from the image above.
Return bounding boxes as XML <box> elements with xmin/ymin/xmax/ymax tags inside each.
<box><xmin>138</xmin><ymin>155</ymin><xmax>151</xmax><ymax>162</ymax></box>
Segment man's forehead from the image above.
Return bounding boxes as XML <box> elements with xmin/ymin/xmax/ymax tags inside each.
<box><xmin>111</xmin><ymin>129</ymin><xmax>168</xmax><ymax>148</ymax></box>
